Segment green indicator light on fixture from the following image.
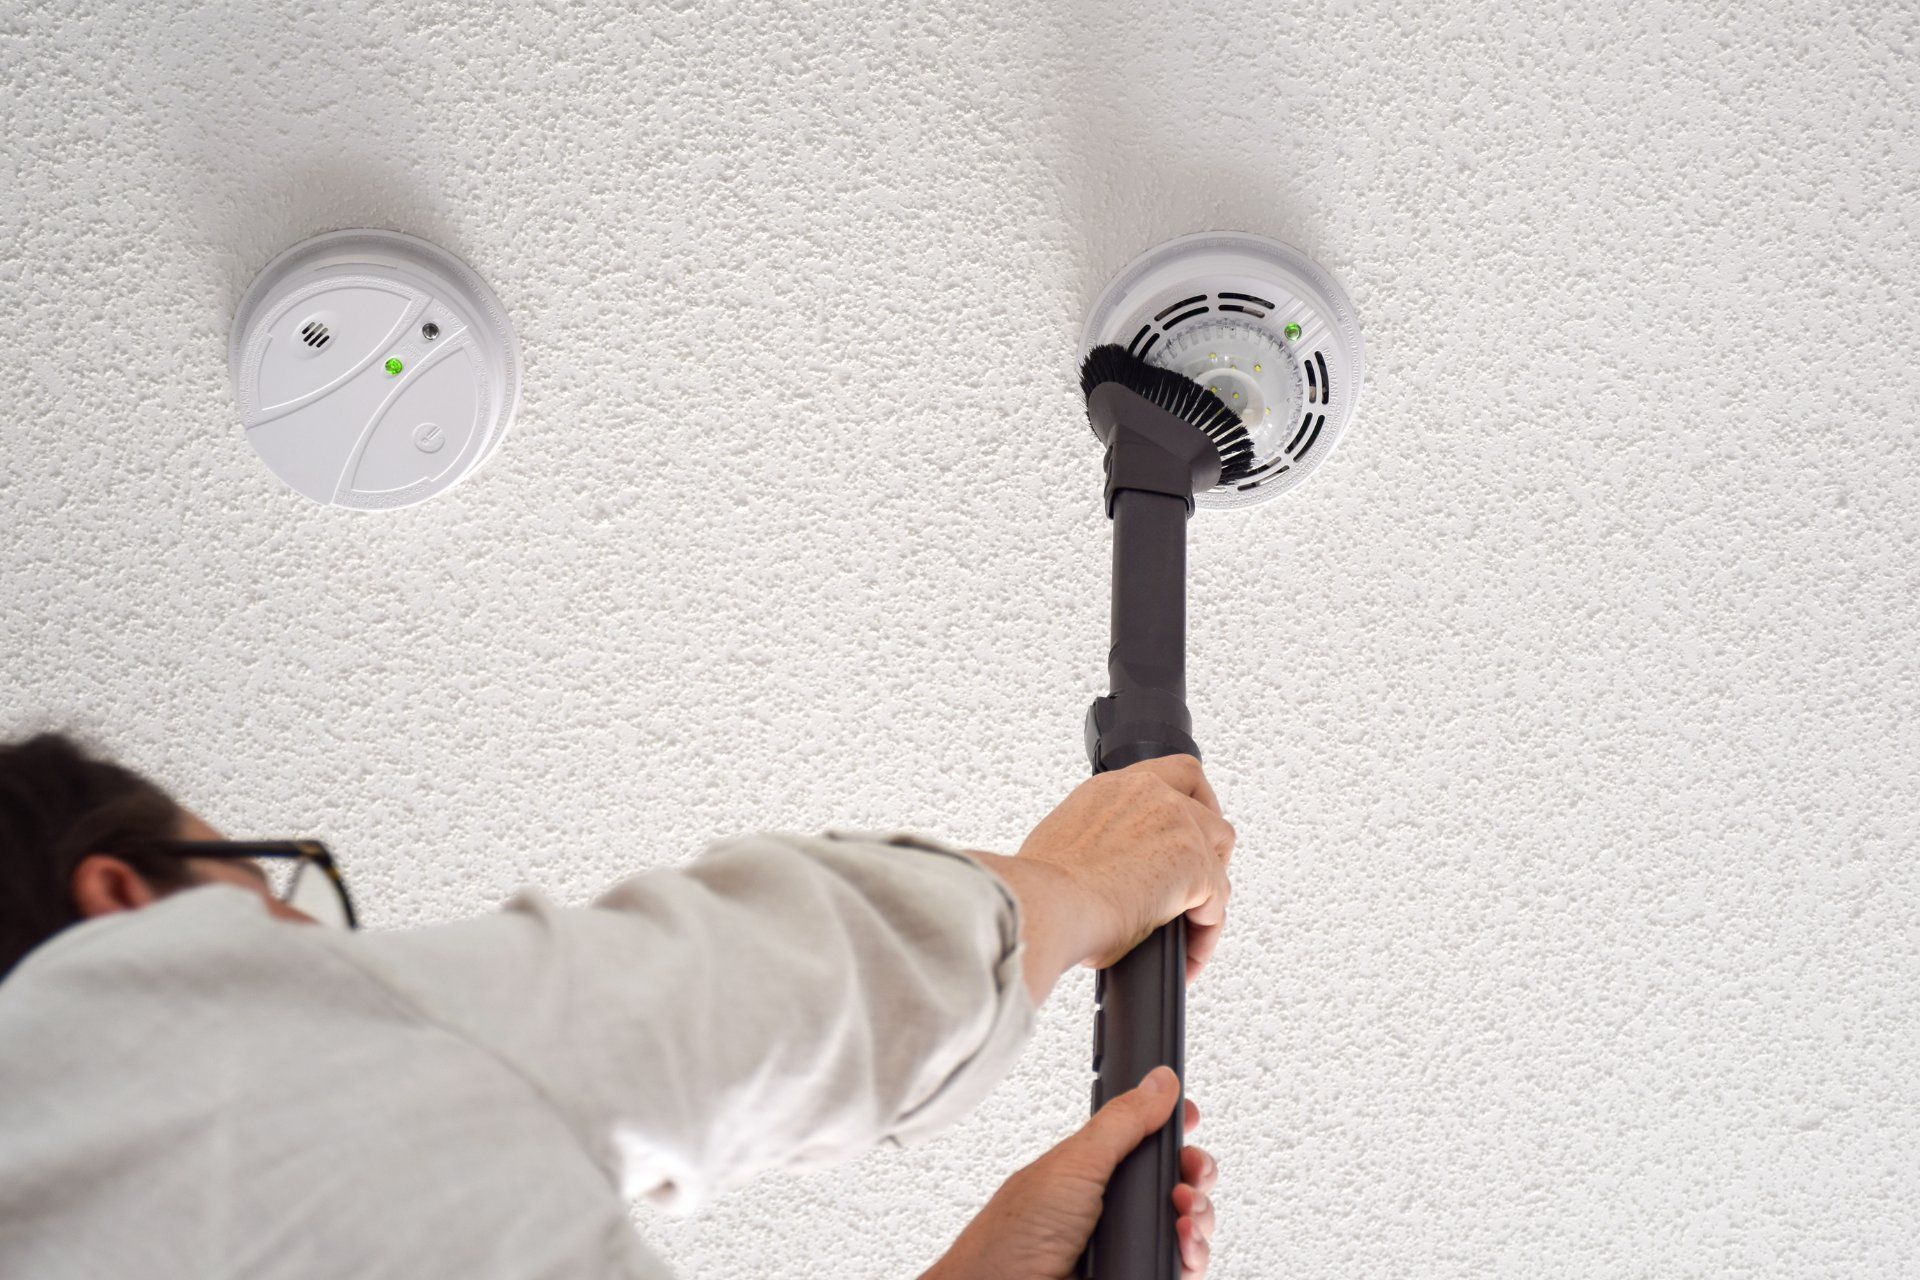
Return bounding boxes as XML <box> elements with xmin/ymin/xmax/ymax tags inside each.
<box><xmin>385</xmin><ymin>357</ymin><xmax>404</xmax><ymax>376</ymax></box>
<box><xmin>1283</xmin><ymin>322</ymin><xmax>1302</xmax><ymax>341</ymax></box>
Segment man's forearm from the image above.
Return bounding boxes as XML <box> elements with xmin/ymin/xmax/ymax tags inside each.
<box><xmin>961</xmin><ymin>850</ymin><xmax>1107</xmax><ymax>1007</ymax></box>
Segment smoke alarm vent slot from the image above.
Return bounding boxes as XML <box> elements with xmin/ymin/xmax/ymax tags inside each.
<box><xmin>1154</xmin><ymin>295</ymin><xmax>1207</xmax><ymax>321</ymax></box>
<box><xmin>1217</xmin><ymin>291</ymin><xmax>1276</xmax><ymax>309</ymax></box>
<box><xmin>1314</xmin><ymin>351</ymin><xmax>1330</xmax><ymax>403</ymax></box>
<box><xmin>1305</xmin><ymin>359</ymin><xmax>1319</xmax><ymax>404</ymax></box>
<box><xmin>1297</xmin><ymin>414</ymin><xmax>1325</xmax><ymax>459</ymax></box>
<box><xmin>1161</xmin><ymin>306</ymin><xmax>1209</xmax><ymax>331</ymax></box>
<box><xmin>298</xmin><ymin>320</ymin><xmax>331</xmax><ymax>349</ymax></box>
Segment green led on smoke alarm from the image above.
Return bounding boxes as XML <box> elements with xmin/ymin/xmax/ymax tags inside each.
<box><xmin>1283</xmin><ymin>322</ymin><xmax>1302</xmax><ymax>341</ymax></box>
<box><xmin>385</xmin><ymin>357</ymin><xmax>404</xmax><ymax>376</ymax></box>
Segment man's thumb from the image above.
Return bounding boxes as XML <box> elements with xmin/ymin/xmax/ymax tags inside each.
<box><xmin>1075</xmin><ymin>1066</ymin><xmax>1181</xmax><ymax>1172</ymax></box>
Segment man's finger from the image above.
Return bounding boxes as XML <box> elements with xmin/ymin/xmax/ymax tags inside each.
<box><xmin>1074</xmin><ymin>1066</ymin><xmax>1181</xmax><ymax>1171</ymax></box>
<box><xmin>1181</xmin><ymin>1188</ymin><xmax>1215</xmax><ymax>1240</ymax></box>
<box><xmin>1180</xmin><ymin>1144</ymin><xmax>1218</xmax><ymax>1194</ymax></box>
<box><xmin>1173</xmin><ymin>1182</ymin><xmax>1216</xmax><ymax>1245</ymax></box>
<box><xmin>1131</xmin><ymin>755</ymin><xmax>1222</xmax><ymax>818</ymax></box>
<box><xmin>1189</xmin><ymin>805</ymin><xmax>1235</xmax><ymax>863</ymax></box>
<box><xmin>1184</xmin><ymin>853</ymin><xmax>1230</xmax><ymax>968</ymax></box>
<box><xmin>1183</xmin><ymin>762</ymin><xmax>1223</xmax><ymax>820</ymax></box>
<box><xmin>1177</xmin><ymin>1216</ymin><xmax>1210</xmax><ymax>1277</ymax></box>
<box><xmin>1185</xmin><ymin>882</ymin><xmax>1227</xmax><ymax>928</ymax></box>
<box><xmin>1186</xmin><ymin>918</ymin><xmax>1221</xmax><ymax>981</ymax></box>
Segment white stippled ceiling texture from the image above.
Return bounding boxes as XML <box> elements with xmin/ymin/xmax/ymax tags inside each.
<box><xmin>5</xmin><ymin>2</ymin><xmax>1917</xmax><ymax>1275</ymax></box>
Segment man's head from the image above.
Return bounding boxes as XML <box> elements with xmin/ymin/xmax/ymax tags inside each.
<box><xmin>0</xmin><ymin>733</ymin><xmax>308</xmax><ymax>981</ymax></box>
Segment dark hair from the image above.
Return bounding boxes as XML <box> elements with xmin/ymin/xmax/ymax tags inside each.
<box><xmin>0</xmin><ymin>733</ymin><xmax>194</xmax><ymax>981</ymax></box>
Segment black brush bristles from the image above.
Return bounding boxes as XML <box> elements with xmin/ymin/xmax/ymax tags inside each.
<box><xmin>1079</xmin><ymin>344</ymin><xmax>1258</xmax><ymax>485</ymax></box>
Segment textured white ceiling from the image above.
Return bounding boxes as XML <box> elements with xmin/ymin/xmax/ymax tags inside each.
<box><xmin>5</xmin><ymin>1</ymin><xmax>1919</xmax><ymax>1275</ymax></box>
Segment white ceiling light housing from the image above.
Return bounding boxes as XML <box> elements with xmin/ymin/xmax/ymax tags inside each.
<box><xmin>229</xmin><ymin>229</ymin><xmax>521</xmax><ymax>510</ymax></box>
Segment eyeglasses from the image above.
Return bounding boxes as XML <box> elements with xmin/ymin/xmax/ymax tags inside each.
<box><xmin>140</xmin><ymin>839</ymin><xmax>359</xmax><ymax>930</ymax></box>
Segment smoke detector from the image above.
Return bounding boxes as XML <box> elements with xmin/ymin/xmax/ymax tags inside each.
<box><xmin>1081</xmin><ymin>231</ymin><xmax>1364</xmax><ymax>510</ymax></box>
<box><xmin>229</xmin><ymin>229</ymin><xmax>521</xmax><ymax>509</ymax></box>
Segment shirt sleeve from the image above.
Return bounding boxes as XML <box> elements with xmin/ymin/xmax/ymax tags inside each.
<box><xmin>339</xmin><ymin>828</ymin><xmax>1036</xmax><ymax>1214</ymax></box>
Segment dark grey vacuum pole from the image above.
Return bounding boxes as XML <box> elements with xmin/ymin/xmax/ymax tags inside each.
<box><xmin>1081</xmin><ymin>379</ymin><xmax>1224</xmax><ymax>1280</ymax></box>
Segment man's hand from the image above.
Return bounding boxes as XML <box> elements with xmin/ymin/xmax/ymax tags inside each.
<box><xmin>1018</xmin><ymin>756</ymin><xmax>1234</xmax><ymax>982</ymax></box>
<box><xmin>969</xmin><ymin>755</ymin><xmax>1235</xmax><ymax>1004</ymax></box>
<box><xmin>922</xmin><ymin>1067</ymin><xmax>1219</xmax><ymax>1280</ymax></box>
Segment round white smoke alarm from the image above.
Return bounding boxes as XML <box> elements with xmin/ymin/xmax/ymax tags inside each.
<box><xmin>229</xmin><ymin>229</ymin><xmax>520</xmax><ymax>510</ymax></box>
<box><xmin>1082</xmin><ymin>231</ymin><xmax>1364</xmax><ymax>510</ymax></box>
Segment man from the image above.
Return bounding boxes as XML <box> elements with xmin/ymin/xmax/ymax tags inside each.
<box><xmin>0</xmin><ymin>732</ymin><xmax>1233</xmax><ymax>1278</ymax></box>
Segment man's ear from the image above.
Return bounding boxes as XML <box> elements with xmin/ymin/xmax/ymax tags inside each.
<box><xmin>71</xmin><ymin>854</ymin><xmax>163</xmax><ymax>919</ymax></box>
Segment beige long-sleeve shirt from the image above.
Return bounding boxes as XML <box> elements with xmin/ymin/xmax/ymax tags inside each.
<box><xmin>0</xmin><ymin>829</ymin><xmax>1036</xmax><ymax>1278</ymax></box>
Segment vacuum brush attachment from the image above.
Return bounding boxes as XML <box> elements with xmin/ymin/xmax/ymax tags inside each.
<box><xmin>1080</xmin><ymin>345</ymin><xmax>1254</xmax><ymax>489</ymax></box>
<box><xmin>1076</xmin><ymin>231</ymin><xmax>1363</xmax><ymax>1280</ymax></box>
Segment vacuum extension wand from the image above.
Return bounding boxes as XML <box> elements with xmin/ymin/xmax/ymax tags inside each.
<box><xmin>1080</xmin><ymin>351</ymin><xmax>1242</xmax><ymax>1280</ymax></box>
<box><xmin>1074</xmin><ymin>231</ymin><xmax>1366</xmax><ymax>1278</ymax></box>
